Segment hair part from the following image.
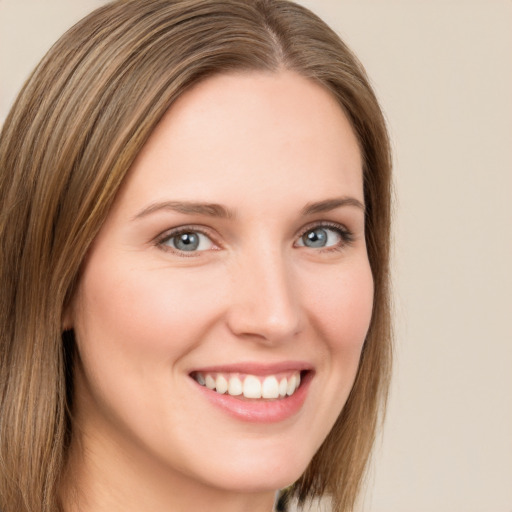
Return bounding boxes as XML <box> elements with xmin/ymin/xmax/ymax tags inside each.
<box><xmin>0</xmin><ymin>1</ymin><xmax>392</xmax><ymax>511</ymax></box>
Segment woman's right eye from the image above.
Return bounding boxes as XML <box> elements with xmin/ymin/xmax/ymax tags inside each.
<box><xmin>159</xmin><ymin>230</ymin><xmax>215</xmax><ymax>254</ymax></box>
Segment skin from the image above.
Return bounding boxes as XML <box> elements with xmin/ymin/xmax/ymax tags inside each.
<box><xmin>63</xmin><ymin>70</ymin><xmax>374</xmax><ymax>512</ymax></box>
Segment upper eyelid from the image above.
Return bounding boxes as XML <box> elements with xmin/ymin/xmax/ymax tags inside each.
<box><xmin>295</xmin><ymin>220</ymin><xmax>351</xmax><ymax>238</ymax></box>
<box><xmin>155</xmin><ymin>224</ymin><xmax>217</xmax><ymax>242</ymax></box>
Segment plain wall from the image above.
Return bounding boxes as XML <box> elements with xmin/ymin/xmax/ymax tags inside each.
<box><xmin>1</xmin><ymin>1</ymin><xmax>511</xmax><ymax>511</ymax></box>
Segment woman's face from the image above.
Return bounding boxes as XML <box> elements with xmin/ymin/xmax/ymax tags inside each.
<box><xmin>68</xmin><ymin>71</ymin><xmax>373</xmax><ymax>498</ymax></box>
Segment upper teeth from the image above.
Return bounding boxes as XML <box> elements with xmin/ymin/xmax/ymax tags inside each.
<box><xmin>194</xmin><ymin>372</ymin><xmax>301</xmax><ymax>399</ymax></box>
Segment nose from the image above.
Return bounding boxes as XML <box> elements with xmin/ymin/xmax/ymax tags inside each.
<box><xmin>226</xmin><ymin>247</ymin><xmax>303</xmax><ymax>344</ymax></box>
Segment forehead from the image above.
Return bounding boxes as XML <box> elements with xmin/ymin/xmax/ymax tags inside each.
<box><xmin>116</xmin><ymin>70</ymin><xmax>363</xmax><ymax>213</ymax></box>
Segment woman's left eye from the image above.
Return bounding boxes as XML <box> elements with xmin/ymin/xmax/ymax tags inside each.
<box><xmin>296</xmin><ymin>225</ymin><xmax>350</xmax><ymax>249</ymax></box>
<box><xmin>159</xmin><ymin>230</ymin><xmax>215</xmax><ymax>253</ymax></box>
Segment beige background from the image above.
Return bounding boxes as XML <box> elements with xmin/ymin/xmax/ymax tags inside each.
<box><xmin>1</xmin><ymin>1</ymin><xmax>511</xmax><ymax>511</ymax></box>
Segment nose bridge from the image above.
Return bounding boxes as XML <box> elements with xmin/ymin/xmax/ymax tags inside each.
<box><xmin>227</xmin><ymin>242</ymin><xmax>302</xmax><ymax>342</ymax></box>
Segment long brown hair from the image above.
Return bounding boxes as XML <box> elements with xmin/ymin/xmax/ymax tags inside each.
<box><xmin>0</xmin><ymin>1</ymin><xmax>392</xmax><ymax>511</ymax></box>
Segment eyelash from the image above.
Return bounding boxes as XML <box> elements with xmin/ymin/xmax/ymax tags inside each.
<box><xmin>296</xmin><ymin>222</ymin><xmax>355</xmax><ymax>252</ymax></box>
<box><xmin>155</xmin><ymin>222</ymin><xmax>355</xmax><ymax>257</ymax></box>
<box><xmin>155</xmin><ymin>226</ymin><xmax>218</xmax><ymax>257</ymax></box>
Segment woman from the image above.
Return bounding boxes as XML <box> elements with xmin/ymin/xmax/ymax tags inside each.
<box><xmin>0</xmin><ymin>1</ymin><xmax>392</xmax><ymax>511</ymax></box>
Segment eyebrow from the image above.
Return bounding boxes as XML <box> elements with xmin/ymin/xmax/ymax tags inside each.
<box><xmin>133</xmin><ymin>201</ymin><xmax>235</xmax><ymax>220</ymax></box>
<box><xmin>301</xmin><ymin>197</ymin><xmax>365</xmax><ymax>215</ymax></box>
<box><xmin>133</xmin><ymin>196</ymin><xmax>364</xmax><ymax>221</ymax></box>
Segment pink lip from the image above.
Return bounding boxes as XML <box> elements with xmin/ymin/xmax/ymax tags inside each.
<box><xmin>189</xmin><ymin>365</ymin><xmax>314</xmax><ymax>424</ymax></box>
<box><xmin>190</xmin><ymin>361</ymin><xmax>313</xmax><ymax>376</ymax></box>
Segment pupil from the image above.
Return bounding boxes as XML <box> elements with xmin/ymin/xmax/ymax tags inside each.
<box><xmin>175</xmin><ymin>233</ymin><xmax>199</xmax><ymax>251</ymax></box>
<box><xmin>304</xmin><ymin>228</ymin><xmax>327</xmax><ymax>247</ymax></box>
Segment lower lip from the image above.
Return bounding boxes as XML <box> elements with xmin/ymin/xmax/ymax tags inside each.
<box><xmin>193</xmin><ymin>372</ymin><xmax>312</xmax><ymax>424</ymax></box>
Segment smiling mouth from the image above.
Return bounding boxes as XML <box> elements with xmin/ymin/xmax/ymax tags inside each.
<box><xmin>191</xmin><ymin>371</ymin><xmax>305</xmax><ymax>400</ymax></box>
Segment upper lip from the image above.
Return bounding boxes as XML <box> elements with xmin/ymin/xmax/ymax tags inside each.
<box><xmin>189</xmin><ymin>361</ymin><xmax>314</xmax><ymax>376</ymax></box>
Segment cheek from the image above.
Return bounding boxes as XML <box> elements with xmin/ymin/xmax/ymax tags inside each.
<box><xmin>303</xmin><ymin>256</ymin><xmax>374</xmax><ymax>430</ymax></box>
<box><xmin>307</xmin><ymin>259</ymin><xmax>374</xmax><ymax>356</ymax></box>
<box><xmin>72</xmin><ymin>256</ymin><xmax>223</xmax><ymax>368</ymax></box>
<box><xmin>70</xmin><ymin>255</ymin><xmax>226</xmax><ymax>446</ymax></box>
<box><xmin>292</xmin><ymin>258</ymin><xmax>374</xmax><ymax>452</ymax></box>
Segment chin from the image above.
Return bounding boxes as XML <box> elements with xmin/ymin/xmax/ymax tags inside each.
<box><xmin>184</xmin><ymin>437</ymin><xmax>315</xmax><ymax>493</ymax></box>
